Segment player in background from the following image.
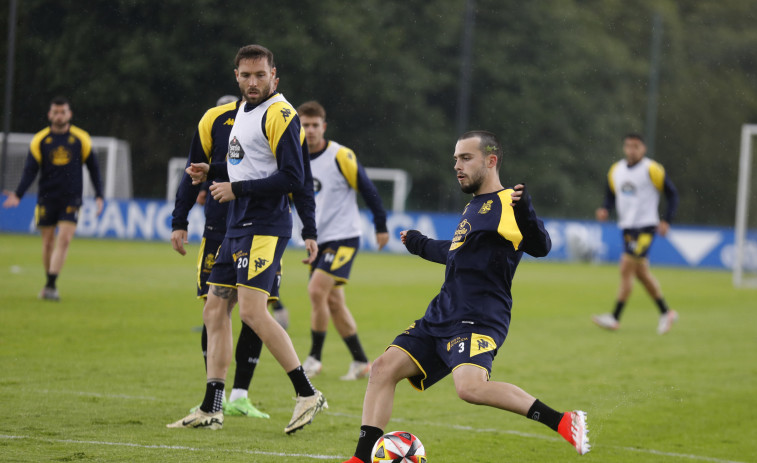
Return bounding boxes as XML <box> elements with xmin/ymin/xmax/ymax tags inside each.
<box><xmin>170</xmin><ymin>92</ymin><xmax>317</xmax><ymax>418</ymax></box>
<box><xmin>593</xmin><ymin>133</ymin><xmax>679</xmax><ymax>334</ymax></box>
<box><xmin>341</xmin><ymin>131</ymin><xmax>590</xmax><ymax>463</ymax></box>
<box><xmin>297</xmin><ymin>101</ymin><xmax>389</xmax><ymax>381</ymax></box>
<box><xmin>2</xmin><ymin>97</ymin><xmax>104</xmax><ymax>301</ymax></box>
<box><xmin>168</xmin><ymin>44</ymin><xmax>326</xmax><ymax>434</ymax></box>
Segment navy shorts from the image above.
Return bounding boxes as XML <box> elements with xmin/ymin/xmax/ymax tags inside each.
<box><xmin>35</xmin><ymin>198</ymin><xmax>80</xmax><ymax>227</ymax></box>
<box><xmin>207</xmin><ymin>235</ymin><xmax>288</xmax><ymax>297</ymax></box>
<box><xmin>390</xmin><ymin>318</ymin><xmax>503</xmax><ymax>391</ymax></box>
<box><xmin>622</xmin><ymin>226</ymin><xmax>657</xmax><ymax>258</ymax></box>
<box><xmin>310</xmin><ymin>237</ymin><xmax>360</xmax><ymax>285</ymax></box>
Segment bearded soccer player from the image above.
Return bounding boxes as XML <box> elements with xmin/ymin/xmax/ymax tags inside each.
<box><xmin>593</xmin><ymin>133</ymin><xmax>679</xmax><ymax>334</ymax></box>
<box><xmin>3</xmin><ymin>97</ymin><xmax>104</xmax><ymax>301</ymax></box>
<box><xmin>168</xmin><ymin>44</ymin><xmax>326</xmax><ymax>434</ymax></box>
<box><xmin>297</xmin><ymin>101</ymin><xmax>389</xmax><ymax>381</ymax></box>
<box><xmin>170</xmin><ymin>93</ymin><xmax>318</xmax><ymax>419</ymax></box>
<box><xmin>341</xmin><ymin>131</ymin><xmax>590</xmax><ymax>463</ymax></box>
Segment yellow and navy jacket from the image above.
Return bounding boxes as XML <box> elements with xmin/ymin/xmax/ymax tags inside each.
<box><xmin>309</xmin><ymin>140</ymin><xmax>387</xmax><ymax>243</ymax></box>
<box><xmin>15</xmin><ymin>125</ymin><xmax>103</xmax><ymax>203</ymax></box>
<box><xmin>206</xmin><ymin>92</ymin><xmax>315</xmax><ymax>239</ymax></box>
<box><xmin>171</xmin><ymin>100</ymin><xmax>238</xmax><ymax>241</ymax></box>
<box><xmin>403</xmin><ymin>185</ymin><xmax>551</xmax><ymax>341</ymax></box>
<box><xmin>601</xmin><ymin>157</ymin><xmax>679</xmax><ymax>230</ymax></box>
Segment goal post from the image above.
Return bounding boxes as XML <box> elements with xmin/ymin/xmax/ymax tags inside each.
<box><xmin>734</xmin><ymin>124</ymin><xmax>757</xmax><ymax>288</ymax></box>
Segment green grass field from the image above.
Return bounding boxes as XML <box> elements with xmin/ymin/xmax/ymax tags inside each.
<box><xmin>1</xmin><ymin>233</ymin><xmax>755</xmax><ymax>462</ymax></box>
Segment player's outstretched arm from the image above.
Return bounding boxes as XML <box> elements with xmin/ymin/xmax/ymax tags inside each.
<box><xmin>401</xmin><ymin>230</ymin><xmax>450</xmax><ymax>264</ymax></box>
<box><xmin>510</xmin><ymin>184</ymin><xmax>552</xmax><ymax>258</ymax></box>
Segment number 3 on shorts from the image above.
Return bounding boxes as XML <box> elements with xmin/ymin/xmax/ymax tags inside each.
<box><xmin>459</xmin><ymin>342</ymin><xmax>465</xmax><ymax>353</ymax></box>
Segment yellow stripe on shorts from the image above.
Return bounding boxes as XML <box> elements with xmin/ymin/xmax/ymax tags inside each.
<box><xmin>248</xmin><ymin>235</ymin><xmax>278</xmax><ymax>280</ymax></box>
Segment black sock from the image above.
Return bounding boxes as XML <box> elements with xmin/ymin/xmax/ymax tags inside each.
<box><xmin>527</xmin><ymin>399</ymin><xmax>563</xmax><ymax>432</ymax></box>
<box><xmin>655</xmin><ymin>297</ymin><xmax>669</xmax><ymax>315</ymax></box>
<box><xmin>200</xmin><ymin>379</ymin><xmax>224</xmax><ymax>413</ymax></box>
<box><xmin>309</xmin><ymin>330</ymin><xmax>327</xmax><ymax>361</ymax></box>
<box><xmin>287</xmin><ymin>366</ymin><xmax>316</xmax><ymax>397</ymax></box>
<box><xmin>612</xmin><ymin>300</ymin><xmax>625</xmax><ymax>321</ymax></box>
<box><xmin>46</xmin><ymin>273</ymin><xmax>58</xmax><ymax>290</ymax></box>
<box><xmin>354</xmin><ymin>425</ymin><xmax>384</xmax><ymax>462</ymax></box>
<box><xmin>201</xmin><ymin>325</ymin><xmax>208</xmax><ymax>371</ymax></box>
<box><xmin>343</xmin><ymin>334</ymin><xmax>369</xmax><ymax>363</ymax></box>
<box><xmin>270</xmin><ymin>299</ymin><xmax>285</xmax><ymax>311</ymax></box>
<box><xmin>233</xmin><ymin>322</ymin><xmax>262</xmax><ymax>391</ymax></box>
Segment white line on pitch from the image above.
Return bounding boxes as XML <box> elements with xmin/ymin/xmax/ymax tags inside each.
<box><xmin>325</xmin><ymin>412</ymin><xmax>749</xmax><ymax>463</ymax></box>
<box><xmin>0</xmin><ymin>434</ymin><xmax>346</xmax><ymax>461</ymax></box>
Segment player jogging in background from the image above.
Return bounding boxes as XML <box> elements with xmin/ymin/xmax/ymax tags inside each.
<box><xmin>168</xmin><ymin>44</ymin><xmax>326</xmax><ymax>434</ymax></box>
<box><xmin>341</xmin><ymin>131</ymin><xmax>590</xmax><ymax>463</ymax></box>
<box><xmin>593</xmin><ymin>133</ymin><xmax>679</xmax><ymax>335</ymax></box>
<box><xmin>2</xmin><ymin>97</ymin><xmax>104</xmax><ymax>301</ymax></box>
<box><xmin>170</xmin><ymin>93</ymin><xmax>317</xmax><ymax>419</ymax></box>
<box><xmin>297</xmin><ymin>101</ymin><xmax>389</xmax><ymax>381</ymax></box>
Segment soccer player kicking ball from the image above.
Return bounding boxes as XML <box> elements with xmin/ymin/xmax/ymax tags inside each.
<box><xmin>168</xmin><ymin>44</ymin><xmax>326</xmax><ymax>434</ymax></box>
<box><xmin>341</xmin><ymin>131</ymin><xmax>590</xmax><ymax>462</ymax></box>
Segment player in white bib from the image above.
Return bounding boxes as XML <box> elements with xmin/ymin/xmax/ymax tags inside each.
<box><xmin>168</xmin><ymin>45</ymin><xmax>326</xmax><ymax>434</ymax></box>
<box><xmin>296</xmin><ymin>101</ymin><xmax>389</xmax><ymax>381</ymax></box>
<box><xmin>593</xmin><ymin>133</ymin><xmax>680</xmax><ymax>334</ymax></box>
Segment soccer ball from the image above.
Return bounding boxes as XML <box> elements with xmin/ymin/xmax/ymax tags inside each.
<box><xmin>371</xmin><ymin>431</ymin><xmax>427</xmax><ymax>463</ymax></box>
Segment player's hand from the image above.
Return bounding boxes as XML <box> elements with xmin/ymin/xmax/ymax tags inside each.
<box><xmin>302</xmin><ymin>239</ymin><xmax>318</xmax><ymax>264</ymax></box>
<box><xmin>596</xmin><ymin>208</ymin><xmax>609</xmax><ymax>222</ymax></box>
<box><xmin>657</xmin><ymin>220</ymin><xmax>670</xmax><ymax>237</ymax></box>
<box><xmin>187</xmin><ymin>163</ymin><xmax>210</xmax><ymax>185</ymax></box>
<box><xmin>400</xmin><ymin>230</ymin><xmax>409</xmax><ymax>244</ymax></box>
<box><xmin>209</xmin><ymin>181</ymin><xmax>235</xmax><ymax>203</ymax></box>
<box><xmin>171</xmin><ymin>230</ymin><xmax>189</xmax><ymax>256</ymax></box>
<box><xmin>510</xmin><ymin>184</ymin><xmax>525</xmax><ymax>206</ymax></box>
<box><xmin>95</xmin><ymin>197</ymin><xmax>104</xmax><ymax>216</ymax></box>
<box><xmin>376</xmin><ymin>232</ymin><xmax>389</xmax><ymax>250</ymax></box>
<box><xmin>196</xmin><ymin>190</ymin><xmax>208</xmax><ymax>206</ymax></box>
<box><xmin>2</xmin><ymin>191</ymin><xmax>20</xmax><ymax>208</ymax></box>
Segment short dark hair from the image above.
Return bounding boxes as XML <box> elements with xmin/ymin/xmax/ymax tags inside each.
<box><xmin>234</xmin><ymin>44</ymin><xmax>275</xmax><ymax>69</ymax></box>
<box><xmin>297</xmin><ymin>101</ymin><xmax>326</xmax><ymax>120</ymax></box>
<box><xmin>459</xmin><ymin>130</ymin><xmax>503</xmax><ymax>171</ymax></box>
<box><xmin>50</xmin><ymin>96</ymin><xmax>69</xmax><ymax>107</ymax></box>
<box><xmin>624</xmin><ymin>132</ymin><xmax>645</xmax><ymax>143</ymax></box>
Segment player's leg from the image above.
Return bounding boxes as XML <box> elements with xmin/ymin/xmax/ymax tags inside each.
<box><xmin>270</xmin><ymin>298</ymin><xmax>289</xmax><ymax>330</ymax></box>
<box><xmin>226</xmin><ymin>321</ymin><xmax>269</xmax><ymax>418</ymax></box>
<box><xmin>635</xmin><ymin>257</ymin><xmax>678</xmax><ymax>334</ymax></box>
<box><xmin>49</xmin><ymin>221</ymin><xmax>76</xmax><ymax>276</ymax></box>
<box><xmin>305</xmin><ymin>269</ymin><xmax>334</xmax><ymax>376</ymax></box>
<box><xmin>38</xmin><ymin>225</ymin><xmax>56</xmax><ymax>298</ymax></box>
<box><xmin>343</xmin><ymin>346</ymin><xmax>422</xmax><ymax>463</ymax></box>
<box><xmin>451</xmin><ymin>366</ymin><xmax>590</xmax><ymax>455</ymax></box>
<box><xmin>593</xmin><ymin>253</ymin><xmax>635</xmax><ymax>330</ymax></box>
<box><xmin>328</xmin><ymin>287</ymin><xmax>371</xmax><ymax>380</ymax></box>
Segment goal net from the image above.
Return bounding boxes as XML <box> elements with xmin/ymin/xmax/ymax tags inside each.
<box><xmin>733</xmin><ymin>124</ymin><xmax>757</xmax><ymax>288</ymax></box>
<box><xmin>0</xmin><ymin>132</ymin><xmax>133</xmax><ymax>199</ymax></box>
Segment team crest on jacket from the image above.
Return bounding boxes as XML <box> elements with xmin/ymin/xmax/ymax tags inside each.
<box><xmin>478</xmin><ymin>200</ymin><xmax>493</xmax><ymax>214</ymax></box>
<box><xmin>228</xmin><ymin>136</ymin><xmax>245</xmax><ymax>165</ymax></box>
<box><xmin>450</xmin><ymin>219</ymin><xmax>471</xmax><ymax>251</ymax></box>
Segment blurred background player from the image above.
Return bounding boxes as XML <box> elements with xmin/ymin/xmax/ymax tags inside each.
<box><xmin>2</xmin><ymin>97</ymin><xmax>104</xmax><ymax>301</ymax></box>
<box><xmin>168</xmin><ymin>44</ymin><xmax>326</xmax><ymax>433</ymax></box>
<box><xmin>297</xmin><ymin>101</ymin><xmax>389</xmax><ymax>381</ymax></box>
<box><xmin>593</xmin><ymin>133</ymin><xmax>680</xmax><ymax>334</ymax></box>
<box><xmin>341</xmin><ymin>131</ymin><xmax>589</xmax><ymax>463</ymax></box>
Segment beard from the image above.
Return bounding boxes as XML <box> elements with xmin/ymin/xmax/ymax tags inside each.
<box><xmin>459</xmin><ymin>168</ymin><xmax>486</xmax><ymax>194</ymax></box>
<box><xmin>243</xmin><ymin>81</ymin><xmax>272</xmax><ymax>105</ymax></box>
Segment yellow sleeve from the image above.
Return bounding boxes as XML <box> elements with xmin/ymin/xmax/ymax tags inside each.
<box><xmin>335</xmin><ymin>147</ymin><xmax>359</xmax><ymax>190</ymax></box>
<box><xmin>264</xmin><ymin>101</ymin><xmax>296</xmax><ymax>157</ymax></box>
<box><xmin>29</xmin><ymin>128</ymin><xmax>50</xmax><ymax>164</ymax></box>
<box><xmin>69</xmin><ymin>126</ymin><xmax>92</xmax><ymax>162</ymax></box>
<box><xmin>495</xmin><ymin>189</ymin><xmax>523</xmax><ymax>251</ymax></box>
<box><xmin>607</xmin><ymin>162</ymin><xmax>619</xmax><ymax>192</ymax></box>
<box><xmin>198</xmin><ymin>102</ymin><xmax>236</xmax><ymax>161</ymax></box>
<box><xmin>648</xmin><ymin>160</ymin><xmax>665</xmax><ymax>192</ymax></box>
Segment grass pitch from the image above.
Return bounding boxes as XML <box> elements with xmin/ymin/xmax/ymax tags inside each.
<box><xmin>0</xmin><ymin>233</ymin><xmax>755</xmax><ymax>462</ymax></box>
